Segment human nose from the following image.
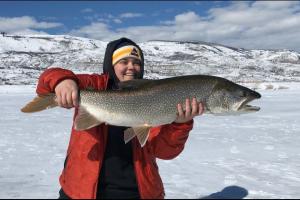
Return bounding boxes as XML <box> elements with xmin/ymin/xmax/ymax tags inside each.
<box><xmin>126</xmin><ymin>61</ymin><xmax>134</xmax><ymax>69</ymax></box>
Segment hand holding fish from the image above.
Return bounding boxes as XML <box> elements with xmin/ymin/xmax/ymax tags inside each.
<box><xmin>174</xmin><ymin>98</ymin><xmax>204</xmax><ymax>123</ymax></box>
<box><xmin>54</xmin><ymin>79</ymin><xmax>79</xmax><ymax>108</ymax></box>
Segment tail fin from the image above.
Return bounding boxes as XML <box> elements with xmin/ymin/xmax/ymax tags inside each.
<box><xmin>21</xmin><ymin>94</ymin><xmax>57</xmax><ymax>113</ymax></box>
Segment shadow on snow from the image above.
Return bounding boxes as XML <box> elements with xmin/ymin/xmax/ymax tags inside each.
<box><xmin>199</xmin><ymin>185</ymin><xmax>248</xmax><ymax>199</ymax></box>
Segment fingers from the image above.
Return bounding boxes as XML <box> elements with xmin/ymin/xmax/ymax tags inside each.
<box><xmin>55</xmin><ymin>91</ymin><xmax>71</xmax><ymax>108</ymax></box>
<box><xmin>185</xmin><ymin>98</ymin><xmax>191</xmax><ymax>117</ymax></box>
<box><xmin>72</xmin><ymin>90</ymin><xmax>79</xmax><ymax>107</ymax></box>
<box><xmin>177</xmin><ymin>103</ymin><xmax>184</xmax><ymax>117</ymax></box>
<box><xmin>54</xmin><ymin>79</ymin><xmax>79</xmax><ymax>108</ymax></box>
<box><xmin>198</xmin><ymin>102</ymin><xmax>204</xmax><ymax>115</ymax></box>
<box><xmin>61</xmin><ymin>92</ymin><xmax>68</xmax><ymax>107</ymax></box>
<box><xmin>191</xmin><ymin>97</ymin><xmax>198</xmax><ymax>116</ymax></box>
<box><xmin>175</xmin><ymin>98</ymin><xmax>205</xmax><ymax>123</ymax></box>
<box><xmin>183</xmin><ymin>97</ymin><xmax>199</xmax><ymax>117</ymax></box>
<box><xmin>66</xmin><ymin>91</ymin><xmax>74</xmax><ymax>108</ymax></box>
<box><xmin>62</xmin><ymin>90</ymin><xmax>78</xmax><ymax>108</ymax></box>
<box><xmin>179</xmin><ymin>98</ymin><xmax>204</xmax><ymax>118</ymax></box>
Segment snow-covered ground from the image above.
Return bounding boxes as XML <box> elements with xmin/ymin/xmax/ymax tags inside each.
<box><xmin>0</xmin><ymin>84</ymin><xmax>300</xmax><ymax>199</ymax></box>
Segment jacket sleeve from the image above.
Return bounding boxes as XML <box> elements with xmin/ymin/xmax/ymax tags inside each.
<box><xmin>36</xmin><ymin>67</ymin><xmax>107</xmax><ymax>94</ymax></box>
<box><xmin>147</xmin><ymin>119</ymin><xmax>194</xmax><ymax>160</ymax></box>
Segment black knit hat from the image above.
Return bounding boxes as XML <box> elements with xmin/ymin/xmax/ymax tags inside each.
<box><xmin>103</xmin><ymin>37</ymin><xmax>144</xmax><ymax>89</ymax></box>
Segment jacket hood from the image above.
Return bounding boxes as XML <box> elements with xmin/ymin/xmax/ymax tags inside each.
<box><xmin>102</xmin><ymin>37</ymin><xmax>144</xmax><ymax>89</ymax></box>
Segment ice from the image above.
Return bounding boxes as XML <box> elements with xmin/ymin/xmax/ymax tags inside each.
<box><xmin>0</xmin><ymin>85</ymin><xmax>300</xmax><ymax>198</ymax></box>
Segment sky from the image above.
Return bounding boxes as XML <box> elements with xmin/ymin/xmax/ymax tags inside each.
<box><xmin>1</xmin><ymin>1</ymin><xmax>300</xmax><ymax>51</ymax></box>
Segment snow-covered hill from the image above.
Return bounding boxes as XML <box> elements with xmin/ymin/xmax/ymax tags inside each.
<box><xmin>0</xmin><ymin>34</ymin><xmax>300</xmax><ymax>85</ymax></box>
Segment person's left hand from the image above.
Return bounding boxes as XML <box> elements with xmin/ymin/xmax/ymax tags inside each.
<box><xmin>174</xmin><ymin>98</ymin><xmax>204</xmax><ymax>123</ymax></box>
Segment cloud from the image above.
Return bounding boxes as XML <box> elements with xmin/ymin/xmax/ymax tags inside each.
<box><xmin>13</xmin><ymin>29</ymin><xmax>49</xmax><ymax>35</ymax></box>
<box><xmin>174</xmin><ymin>11</ymin><xmax>201</xmax><ymax>24</ymax></box>
<box><xmin>69</xmin><ymin>22</ymin><xmax>114</xmax><ymax>39</ymax></box>
<box><xmin>204</xmin><ymin>1</ymin><xmax>300</xmax><ymax>49</ymax></box>
<box><xmin>81</xmin><ymin>8</ymin><xmax>93</xmax><ymax>13</ymax></box>
<box><xmin>119</xmin><ymin>13</ymin><xmax>143</xmax><ymax>18</ymax></box>
<box><xmin>0</xmin><ymin>16</ymin><xmax>62</xmax><ymax>35</ymax></box>
<box><xmin>107</xmin><ymin>12</ymin><xmax>144</xmax><ymax>24</ymax></box>
<box><xmin>113</xmin><ymin>19</ymin><xmax>122</xmax><ymax>24</ymax></box>
<box><xmin>84</xmin><ymin>13</ymin><xmax>125</xmax><ymax>24</ymax></box>
<box><xmin>69</xmin><ymin>1</ymin><xmax>300</xmax><ymax>51</ymax></box>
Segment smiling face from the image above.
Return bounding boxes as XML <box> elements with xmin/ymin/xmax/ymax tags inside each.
<box><xmin>113</xmin><ymin>57</ymin><xmax>142</xmax><ymax>82</ymax></box>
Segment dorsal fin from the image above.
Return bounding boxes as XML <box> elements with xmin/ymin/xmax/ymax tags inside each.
<box><xmin>117</xmin><ymin>79</ymin><xmax>155</xmax><ymax>90</ymax></box>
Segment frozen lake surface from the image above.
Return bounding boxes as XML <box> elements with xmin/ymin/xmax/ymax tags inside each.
<box><xmin>0</xmin><ymin>85</ymin><xmax>299</xmax><ymax>198</ymax></box>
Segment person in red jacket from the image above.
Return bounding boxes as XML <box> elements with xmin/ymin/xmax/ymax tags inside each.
<box><xmin>36</xmin><ymin>37</ymin><xmax>204</xmax><ymax>199</ymax></box>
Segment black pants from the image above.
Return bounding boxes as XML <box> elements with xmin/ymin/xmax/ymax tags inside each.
<box><xmin>58</xmin><ymin>188</ymin><xmax>140</xmax><ymax>199</ymax></box>
<box><xmin>58</xmin><ymin>189</ymin><xmax>69</xmax><ymax>199</ymax></box>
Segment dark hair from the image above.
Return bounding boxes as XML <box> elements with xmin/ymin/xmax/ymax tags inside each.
<box><xmin>102</xmin><ymin>37</ymin><xmax>144</xmax><ymax>89</ymax></box>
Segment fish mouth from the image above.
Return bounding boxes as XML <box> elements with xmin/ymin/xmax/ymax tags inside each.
<box><xmin>237</xmin><ymin>98</ymin><xmax>260</xmax><ymax>112</ymax></box>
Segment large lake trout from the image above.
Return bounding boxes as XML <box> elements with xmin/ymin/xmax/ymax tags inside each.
<box><xmin>21</xmin><ymin>75</ymin><xmax>261</xmax><ymax>147</ymax></box>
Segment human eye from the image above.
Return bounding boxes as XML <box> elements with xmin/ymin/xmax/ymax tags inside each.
<box><xmin>133</xmin><ymin>60</ymin><xmax>141</xmax><ymax>66</ymax></box>
<box><xmin>119</xmin><ymin>59</ymin><xmax>128</xmax><ymax>65</ymax></box>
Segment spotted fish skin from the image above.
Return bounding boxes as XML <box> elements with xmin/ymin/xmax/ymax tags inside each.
<box><xmin>21</xmin><ymin>74</ymin><xmax>261</xmax><ymax>131</ymax></box>
<box><xmin>78</xmin><ymin>75</ymin><xmax>261</xmax><ymax>128</ymax></box>
<box><xmin>21</xmin><ymin>75</ymin><xmax>261</xmax><ymax>147</ymax></box>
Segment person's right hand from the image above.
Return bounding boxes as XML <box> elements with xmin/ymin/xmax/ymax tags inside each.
<box><xmin>54</xmin><ymin>79</ymin><xmax>79</xmax><ymax>108</ymax></box>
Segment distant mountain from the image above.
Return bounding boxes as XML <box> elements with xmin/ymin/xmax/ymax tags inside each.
<box><xmin>0</xmin><ymin>34</ymin><xmax>300</xmax><ymax>85</ymax></box>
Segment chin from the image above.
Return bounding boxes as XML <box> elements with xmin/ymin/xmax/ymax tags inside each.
<box><xmin>124</xmin><ymin>76</ymin><xmax>135</xmax><ymax>81</ymax></box>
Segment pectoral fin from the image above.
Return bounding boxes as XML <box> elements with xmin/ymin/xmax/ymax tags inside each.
<box><xmin>124</xmin><ymin>126</ymin><xmax>152</xmax><ymax>147</ymax></box>
<box><xmin>74</xmin><ymin>107</ymin><xmax>103</xmax><ymax>130</ymax></box>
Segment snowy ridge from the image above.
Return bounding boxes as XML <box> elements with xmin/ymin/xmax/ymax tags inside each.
<box><xmin>0</xmin><ymin>34</ymin><xmax>300</xmax><ymax>85</ymax></box>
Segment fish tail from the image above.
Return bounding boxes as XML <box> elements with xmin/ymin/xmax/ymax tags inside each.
<box><xmin>21</xmin><ymin>94</ymin><xmax>57</xmax><ymax>113</ymax></box>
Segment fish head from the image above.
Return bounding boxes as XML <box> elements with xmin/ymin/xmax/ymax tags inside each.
<box><xmin>207</xmin><ymin>80</ymin><xmax>261</xmax><ymax>115</ymax></box>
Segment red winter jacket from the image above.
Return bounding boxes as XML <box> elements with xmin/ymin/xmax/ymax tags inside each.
<box><xmin>36</xmin><ymin>68</ymin><xmax>194</xmax><ymax>199</ymax></box>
